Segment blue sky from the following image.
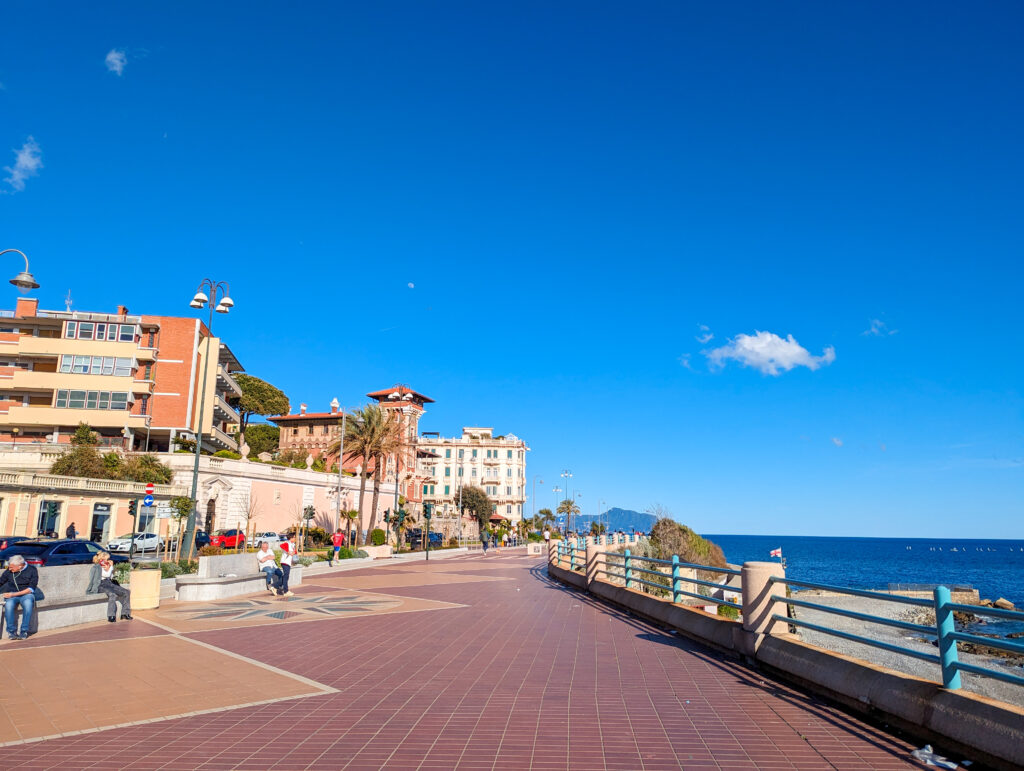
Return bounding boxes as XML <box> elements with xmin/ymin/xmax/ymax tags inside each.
<box><xmin>2</xmin><ymin>2</ymin><xmax>1021</xmax><ymax>537</ymax></box>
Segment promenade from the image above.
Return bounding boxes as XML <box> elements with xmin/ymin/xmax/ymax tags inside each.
<box><xmin>1</xmin><ymin>550</ymin><xmax>922</xmax><ymax>770</ymax></box>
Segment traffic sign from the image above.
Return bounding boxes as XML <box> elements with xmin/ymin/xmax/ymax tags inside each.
<box><xmin>145</xmin><ymin>483</ymin><xmax>154</xmax><ymax>495</ymax></box>
<box><xmin>143</xmin><ymin>494</ymin><xmax>154</xmax><ymax>507</ymax></box>
<box><xmin>155</xmin><ymin>502</ymin><xmax>172</xmax><ymax>519</ymax></box>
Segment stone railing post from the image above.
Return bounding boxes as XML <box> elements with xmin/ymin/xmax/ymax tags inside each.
<box><xmin>548</xmin><ymin>539</ymin><xmax>558</xmax><ymax>568</ymax></box>
<box><xmin>585</xmin><ymin>543</ymin><xmax>605</xmax><ymax>587</ymax></box>
<box><xmin>741</xmin><ymin>561</ymin><xmax>786</xmax><ymax>650</ymax></box>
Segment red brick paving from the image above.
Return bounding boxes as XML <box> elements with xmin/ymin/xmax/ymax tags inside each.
<box><xmin>4</xmin><ymin>554</ymin><xmax>922</xmax><ymax>769</ymax></box>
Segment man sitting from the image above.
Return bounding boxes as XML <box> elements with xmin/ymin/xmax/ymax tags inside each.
<box><xmin>256</xmin><ymin>542</ymin><xmax>282</xmax><ymax>595</ymax></box>
<box><xmin>1</xmin><ymin>555</ymin><xmax>39</xmax><ymax>641</ymax></box>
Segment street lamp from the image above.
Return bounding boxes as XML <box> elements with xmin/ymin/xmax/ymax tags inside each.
<box><xmin>1</xmin><ymin>249</ymin><xmax>41</xmax><ymax>293</ymax></box>
<box><xmin>182</xmin><ymin>279</ymin><xmax>234</xmax><ymax>560</ymax></box>
<box><xmin>560</xmin><ymin>470</ymin><xmax>573</xmax><ymax>531</ymax></box>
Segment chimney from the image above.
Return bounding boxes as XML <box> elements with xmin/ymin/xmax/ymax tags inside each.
<box><xmin>14</xmin><ymin>298</ymin><xmax>38</xmax><ymax>318</ymax></box>
<box><xmin>330</xmin><ymin>398</ymin><xmax>339</xmax><ymax>415</ymax></box>
<box><xmin>299</xmin><ymin>403</ymin><xmax>307</xmax><ymax>415</ymax></box>
<box><xmin>117</xmin><ymin>305</ymin><xmax>129</xmax><ymax>318</ymax></box>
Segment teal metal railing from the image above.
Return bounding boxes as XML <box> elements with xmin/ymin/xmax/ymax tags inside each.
<box><xmin>768</xmin><ymin>577</ymin><xmax>1024</xmax><ymax>691</ymax></box>
<box><xmin>600</xmin><ymin>550</ymin><xmax>742</xmax><ymax>609</ymax></box>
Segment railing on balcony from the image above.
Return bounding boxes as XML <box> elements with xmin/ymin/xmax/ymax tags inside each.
<box><xmin>0</xmin><ymin>470</ymin><xmax>188</xmax><ymax>497</ymax></box>
<box><xmin>216</xmin><ymin>365</ymin><xmax>242</xmax><ymax>397</ymax></box>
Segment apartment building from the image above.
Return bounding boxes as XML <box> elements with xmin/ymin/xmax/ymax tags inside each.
<box><xmin>416</xmin><ymin>427</ymin><xmax>529</xmax><ymax>525</ymax></box>
<box><xmin>0</xmin><ymin>297</ymin><xmax>243</xmax><ymax>452</ymax></box>
<box><xmin>270</xmin><ymin>398</ymin><xmax>344</xmax><ymax>461</ymax></box>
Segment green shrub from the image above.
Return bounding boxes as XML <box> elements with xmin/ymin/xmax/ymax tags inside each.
<box><xmin>160</xmin><ymin>561</ymin><xmax>183</xmax><ymax>579</ymax></box>
<box><xmin>717</xmin><ymin>604</ymin><xmax>739</xmax><ymax>620</ymax></box>
<box><xmin>114</xmin><ymin>562</ymin><xmax>130</xmax><ymax>584</ymax></box>
<box><xmin>198</xmin><ymin>545</ymin><xmax>223</xmax><ymax>557</ymax></box>
<box><xmin>296</xmin><ymin>556</ymin><xmax>316</xmax><ymax>567</ymax></box>
<box><xmin>370</xmin><ymin>528</ymin><xmax>386</xmax><ymax>546</ymax></box>
<box><xmin>448</xmin><ymin>537</ymin><xmax>459</xmax><ymax>547</ymax></box>
<box><xmin>176</xmin><ymin>558</ymin><xmax>198</xmax><ymax>574</ymax></box>
<box><xmin>527</xmin><ymin>532</ymin><xmax>542</xmax><ymax>542</ymax></box>
<box><xmin>213</xmin><ymin>449</ymin><xmax>241</xmax><ymax>459</ymax></box>
<box><xmin>311</xmin><ymin>457</ymin><xmax>327</xmax><ymax>472</ymax></box>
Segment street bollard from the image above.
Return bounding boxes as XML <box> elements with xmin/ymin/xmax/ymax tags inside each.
<box><xmin>934</xmin><ymin>585</ymin><xmax>962</xmax><ymax>690</ymax></box>
<box><xmin>671</xmin><ymin>555</ymin><xmax>681</xmax><ymax>604</ymax></box>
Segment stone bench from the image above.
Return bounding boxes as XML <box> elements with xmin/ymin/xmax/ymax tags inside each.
<box><xmin>175</xmin><ymin>553</ymin><xmax>304</xmax><ymax>602</ymax></box>
<box><xmin>1</xmin><ymin>564</ymin><xmax>113</xmax><ymax>636</ymax></box>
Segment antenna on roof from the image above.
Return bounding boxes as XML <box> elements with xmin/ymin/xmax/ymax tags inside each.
<box><xmin>64</xmin><ymin>290</ymin><xmax>72</xmax><ymax>312</ymax></box>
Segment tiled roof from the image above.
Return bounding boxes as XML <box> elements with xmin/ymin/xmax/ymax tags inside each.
<box><xmin>366</xmin><ymin>384</ymin><xmax>435</xmax><ymax>403</ymax></box>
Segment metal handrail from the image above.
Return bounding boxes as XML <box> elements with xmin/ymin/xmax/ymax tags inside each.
<box><xmin>600</xmin><ymin>550</ymin><xmax>741</xmax><ymax>576</ymax></box>
<box><xmin>953</xmin><ymin>661</ymin><xmax>1024</xmax><ymax>688</ymax></box>
<box><xmin>947</xmin><ymin>602</ymin><xmax>1024</xmax><ymax>622</ymax></box>
<box><xmin>950</xmin><ymin>631</ymin><xmax>1024</xmax><ymax>657</ymax></box>
<box><xmin>774</xmin><ymin>595</ymin><xmax>936</xmax><ymax>636</ymax></box>
<box><xmin>770</xmin><ymin>576</ymin><xmax>933</xmax><ymax>607</ymax></box>
<box><xmin>775</xmin><ymin>615</ymin><xmax>942</xmax><ymax>664</ymax></box>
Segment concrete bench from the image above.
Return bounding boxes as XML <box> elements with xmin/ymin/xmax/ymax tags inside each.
<box><xmin>175</xmin><ymin>552</ymin><xmax>304</xmax><ymax>602</ymax></box>
<box><xmin>1</xmin><ymin>564</ymin><xmax>113</xmax><ymax>635</ymax></box>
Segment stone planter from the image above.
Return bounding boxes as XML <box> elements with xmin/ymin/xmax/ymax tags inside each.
<box><xmin>129</xmin><ymin>568</ymin><xmax>162</xmax><ymax>609</ymax></box>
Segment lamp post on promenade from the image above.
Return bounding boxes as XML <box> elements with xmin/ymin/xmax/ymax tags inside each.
<box><xmin>560</xmin><ymin>469</ymin><xmax>573</xmax><ymax>532</ymax></box>
<box><xmin>2</xmin><ymin>249</ymin><xmax>41</xmax><ymax>293</ymax></box>
<box><xmin>182</xmin><ymin>279</ymin><xmax>234</xmax><ymax>560</ymax></box>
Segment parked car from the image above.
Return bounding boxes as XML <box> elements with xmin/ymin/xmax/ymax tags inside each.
<box><xmin>0</xmin><ymin>539</ymin><xmax>129</xmax><ymax>568</ymax></box>
<box><xmin>107</xmin><ymin>532</ymin><xmax>165</xmax><ymax>553</ymax></box>
<box><xmin>209</xmin><ymin>529</ymin><xmax>246</xmax><ymax>548</ymax></box>
<box><xmin>0</xmin><ymin>535</ymin><xmax>20</xmax><ymax>551</ymax></box>
<box><xmin>195</xmin><ymin>530</ymin><xmax>211</xmax><ymax>549</ymax></box>
<box><xmin>253</xmin><ymin>531</ymin><xmax>283</xmax><ymax>548</ymax></box>
<box><xmin>403</xmin><ymin>530</ymin><xmax>443</xmax><ymax>549</ymax></box>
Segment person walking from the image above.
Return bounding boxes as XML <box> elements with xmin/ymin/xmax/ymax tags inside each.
<box><xmin>329</xmin><ymin>528</ymin><xmax>345</xmax><ymax>566</ymax></box>
<box><xmin>479</xmin><ymin>527</ymin><xmax>489</xmax><ymax>555</ymax></box>
<box><xmin>501</xmin><ymin>531</ymin><xmax>509</xmax><ymax>550</ymax></box>
<box><xmin>65</xmin><ymin>522</ymin><xmax>77</xmax><ymax>539</ymax></box>
<box><xmin>1</xmin><ymin>555</ymin><xmax>38</xmax><ymax>640</ymax></box>
<box><xmin>256</xmin><ymin>542</ymin><xmax>281</xmax><ymax>595</ymax></box>
<box><xmin>278</xmin><ymin>537</ymin><xmax>295</xmax><ymax>597</ymax></box>
<box><xmin>86</xmin><ymin>551</ymin><xmax>132</xmax><ymax>622</ymax></box>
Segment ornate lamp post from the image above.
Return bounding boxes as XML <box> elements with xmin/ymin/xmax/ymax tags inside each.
<box><xmin>182</xmin><ymin>280</ymin><xmax>234</xmax><ymax>559</ymax></box>
<box><xmin>1</xmin><ymin>249</ymin><xmax>41</xmax><ymax>293</ymax></box>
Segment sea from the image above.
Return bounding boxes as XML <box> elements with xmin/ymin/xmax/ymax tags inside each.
<box><xmin>704</xmin><ymin>534</ymin><xmax>1024</xmax><ymax>610</ymax></box>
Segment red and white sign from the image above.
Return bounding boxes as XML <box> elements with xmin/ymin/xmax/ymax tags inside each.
<box><xmin>145</xmin><ymin>483</ymin><xmax>155</xmax><ymax>495</ymax></box>
<box><xmin>770</xmin><ymin>547</ymin><xmax>782</xmax><ymax>558</ymax></box>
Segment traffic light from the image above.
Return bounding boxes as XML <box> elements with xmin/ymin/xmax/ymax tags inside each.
<box><xmin>383</xmin><ymin>509</ymin><xmax>391</xmax><ymax>523</ymax></box>
<box><xmin>423</xmin><ymin>503</ymin><xmax>433</xmax><ymax>520</ymax></box>
<box><xmin>128</xmin><ymin>499</ymin><xmax>138</xmax><ymax>518</ymax></box>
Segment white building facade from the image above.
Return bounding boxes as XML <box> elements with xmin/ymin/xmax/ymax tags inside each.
<box><xmin>416</xmin><ymin>427</ymin><xmax>528</xmax><ymax>527</ymax></box>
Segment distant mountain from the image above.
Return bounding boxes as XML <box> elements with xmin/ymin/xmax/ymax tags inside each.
<box><xmin>570</xmin><ymin>507</ymin><xmax>657</xmax><ymax>533</ymax></box>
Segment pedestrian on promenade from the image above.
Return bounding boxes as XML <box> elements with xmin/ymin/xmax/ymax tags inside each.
<box><xmin>1</xmin><ymin>555</ymin><xmax>38</xmax><ymax>640</ymax></box>
<box><xmin>480</xmin><ymin>528</ymin><xmax>489</xmax><ymax>555</ymax></box>
<box><xmin>278</xmin><ymin>538</ymin><xmax>295</xmax><ymax>596</ymax></box>
<box><xmin>65</xmin><ymin>522</ymin><xmax>77</xmax><ymax>539</ymax></box>
<box><xmin>501</xmin><ymin>531</ymin><xmax>508</xmax><ymax>550</ymax></box>
<box><xmin>329</xmin><ymin>528</ymin><xmax>345</xmax><ymax>566</ymax></box>
<box><xmin>543</xmin><ymin>527</ymin><xmax>550</xmax><ymax>545</ymax></box>
<box><xmin>256</xmin><ymin>542</ymin><xmax>281</xmax><ymax>594</ymax></box>
<box><xmin>86</xmin><ymin>551</ymin><xmax>132</xmax><ymax>623</ymax></box>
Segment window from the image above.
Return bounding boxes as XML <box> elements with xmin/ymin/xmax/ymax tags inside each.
<box><xmin>78</xmin><ymin>322</ymin><xmax>94</xmax><ymax>340</ymax></box>
<box><xmin>506</xmin><ymin>486</ymin><xmax>512</xmax><ymax>496</ymax></box>
<box><xmin>457</xmin><ymin>468</ymin><xmax>463</xmax><ymax>477</ymax></box>
<box><xmin>430</xmin><ymin>485</ymin><xmax>435</xmax><ymax>494</ymax></box>
<box><xmin>506</xmin><ymin>468</ymin><xmax>512</xmax><ymax>477</ymax></box>
<box><xmin>444</xmin><ymin>467</ymin><xmax>450</xmax><ymax>477</ymax></box>
<box><xmin>507</xmin><ymin>504</ymin><xmax>512</xmax><ymax>514</ymax></box>
<box><xmin>423</xmin><ymin>485</ymin><xmax>429</xmax><ymax>495</ymax></box>
<box><xmin>293</xmin><ymin>428</ymin><xmax>299</xmax><ymax>436</ymax></box>
<box><xmin>444</xmin><ymin>485</ymin><xmax>450</xmax><ymax>495</ymax></box>
<box><xmin>144</xmin><ymin>363</ymin><xmax>152</xmax><ymax>380</ymax></box>
<box><xmin>147</xmin><ymin>331</ymin><xmax>155</xmax><ymax>347</ymax></box>
<box><xmin>110</xmin><ymin>392</ymin><xmax>129</xmax><ymax>410</ymax></box>
<box><xmin>139</xmin><ymin>395</ymin><xmax>149</xmax><ymax>415</ymax></box>
<box><xmin>471</xmin><ymin>468</ymin><xmax>477</xmax><ymax>477</ymax></box>
<box><xmin>119</xmin><ymin>324</ymin><xmax>136</xmax><ymax>342</ymax></box>
<box><xmin>60</xmin><ymin>355</ymin><xmax>134</xmax><ymax>376</ymax></box>
<box><xmin>307</xmin><ymin>426</ymin><xmax>313</xmax><ymax>434</ymax></box>
<box><xmin>472</xmin><ymin>449</ymin><xmax>477</xmax><ymax>458</ymax></box>
<box><xmin>68</xmin><ymin>390</ymin><xmax>86</xmax><ymax>408</ymax></box>
<box><xmin>95</xmin><ymin>323</ymin><xmax>106</xmax><ymax>340</ymax></box>
<box><xmin>106</xmin><ymin>324</ymin><xmax>118</xmax><ymax>341</ymax></box>
<box><xmin>64</xmin><ymin>321</ymin><xmax>77</xmax><ymax>339</ymax></box>
<box><xmin>323</xmin><ymin>425</ymin><xmax>329</xmax><ymax>434</ymax></box>
<box><xmin>445</xmin><ymin>449</ymin><xmax>451</xmax><ymax>459</ymax></box>
<box><xmin>458</xmin><ymin>449</ymin><xmax>464</xmax><ymax>459</ymax></box>
<box><xmin>114</xmin><ymin>358</ymin><xmax>132</xmax><ymax>376</ymax></box>
<box><xmin>55</xmin><ymin>390</ymin><xmax>68</xmax><ymax>408</ymax></box>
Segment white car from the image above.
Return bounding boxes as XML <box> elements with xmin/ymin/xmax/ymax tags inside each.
<box><xmin>253</xmin><ymin>531</ymin><xmax>284</xmax><ymax>548</ymax></box>
<box><xmin>107</xmin><ymin>532</ymin><xmax>164</xmax><ymax>553</ymax></box>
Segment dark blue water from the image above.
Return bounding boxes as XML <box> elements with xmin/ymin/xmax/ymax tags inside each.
<box><xmin>705</xmin><ymin>534</ymin><xmax>1024</xmax><ymax>608</ymax></box>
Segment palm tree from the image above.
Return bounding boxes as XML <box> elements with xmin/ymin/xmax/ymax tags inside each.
<box><xmin>556</xmin><ymin>498</ymin><xmax>580</xmax><ymax>534</ymax></box>
<box><xmin>328</xmin><ymin>405</ymin><xmax>391</xmax><ymax>546</ymax></box>
<box><xmin>367</xmin><ymin>409</ymin><xmax>401</xmax><ymax>538</ymax></box>
<box><xmin>343</xmin><ymin>509</ymin><xmax>359</xmax><ymax>549</ymax></box>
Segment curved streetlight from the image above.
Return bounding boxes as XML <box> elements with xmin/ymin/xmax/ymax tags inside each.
<box><xmin>182</xmin><ymin>280</ymin><xmax>234</xmax><ymax>559</ymax></box>
<box><xmin>1</xmin><ymin>249</ymin><xmax>40</xmax><ymax>293</ymax></box>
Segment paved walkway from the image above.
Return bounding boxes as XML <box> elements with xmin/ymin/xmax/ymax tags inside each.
<box><xmin>0</xmin><ymin>550</ymin><xmax>923</xmax><ymax>770</ymax></box>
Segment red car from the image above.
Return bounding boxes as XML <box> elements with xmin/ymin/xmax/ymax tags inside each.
<box><xmin>209</xmin><ymin>529</ymin><xmax>246</xmax><ymax>548</ymax></box>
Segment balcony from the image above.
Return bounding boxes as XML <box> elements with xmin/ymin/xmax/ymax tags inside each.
<box><xmin>213</xmin><ymin>392</ymin><xmax>239</xmax><ymax>422</ymax></box>
<box><xmin>6</xmin><ymin>370</ymin><xmax>152</xmax><ymax>395</ymax></box>
<box><xmin>0</xmin><ymin>470</ymin><xmax>188</xmax><ymax>498</ymax></box>
<box><xmin>217</xmin><ymin>365</ymin><xmax>242</xmax><ymax>398</ymax></box>
<box><xmin>208</xmin><ymin>424</ymin><xmax>238</xmax><ymax>451</ymax></box>
<box><xmin>14</xmin><ymin>337</ymin><xmax>145</xmax><ymax>359</ymax></box>
<box><xmin>4</xmin><ymin>405</ymin><xmax>149</xmax><ymax>430</ymax></box>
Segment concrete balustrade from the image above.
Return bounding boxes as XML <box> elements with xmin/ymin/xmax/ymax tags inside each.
<box><xmin>545</xmin><ymin>541</ymin><xmax>1024</xmax><ymax>771</ymax></box>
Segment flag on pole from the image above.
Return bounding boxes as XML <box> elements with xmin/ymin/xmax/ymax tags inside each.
<box><xmin>770</xmin><ymin>547</ymin><xmax>782</xmax><ymax>558</ymax></box>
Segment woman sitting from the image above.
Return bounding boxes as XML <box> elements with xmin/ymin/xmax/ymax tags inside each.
<box><xmin>86</xmin><ymin>551</ymin><xmax>132</xmax><ymax>622</ymax></box>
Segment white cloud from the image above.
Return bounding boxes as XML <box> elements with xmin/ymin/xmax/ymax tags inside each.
<box><xmin>705</xmin><ymin>330</ymin><xmax>836</xmax><ymax>376</ymax></box>
<box><xmin>678</xmin><ymin>353</ymin><xmax>692</xmax><ymax>370</ymax></box>
<box><xmin>863</xmin><ymin>318</ymin><xmax>897</xmax><ymax>336</ymax></box>
<box><xmin>3</xmin><ymin>137</ymin><xmax>43</xmax><ymax>192</ymax></box>
<box><xmin>407</xmin><ymin>282</ymin><xmax>415</xmax><ymax>289</ymax></box>
<box><xmin>831</xmin><ymin>437</ymin><xmax>843</xmax><ymax>447</ymax></box>
<box><xmin>695</xmin><ymin>324</ymin><xmax>714</xmax><ymax>344</ymax></box>
<box><xmin>105</xmin><ymin>49</ymin><xmax>127</xmax><ymax>76</ymax></box>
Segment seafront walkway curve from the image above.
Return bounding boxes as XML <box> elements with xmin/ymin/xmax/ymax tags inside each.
<box><xmin>0</xmin><ymin>549</ymin><xmax>921</xmax><ymax>770</ymax></box>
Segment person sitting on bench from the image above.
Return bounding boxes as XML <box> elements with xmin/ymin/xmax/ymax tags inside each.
<box><xmin>1</xmin><ymin>555</ymin><xmax>39</xmax><ymax>641</ymax></box>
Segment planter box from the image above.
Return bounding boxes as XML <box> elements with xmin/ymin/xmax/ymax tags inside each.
<box><xmin>360</xmin><ymin>545</ymin><xmax>392</xmax><ymax>560</ymax></box>
<box><xmin>129</xmin><ymin>569</ymin><xmax>161</xmax><ymax>610</ymax></box>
